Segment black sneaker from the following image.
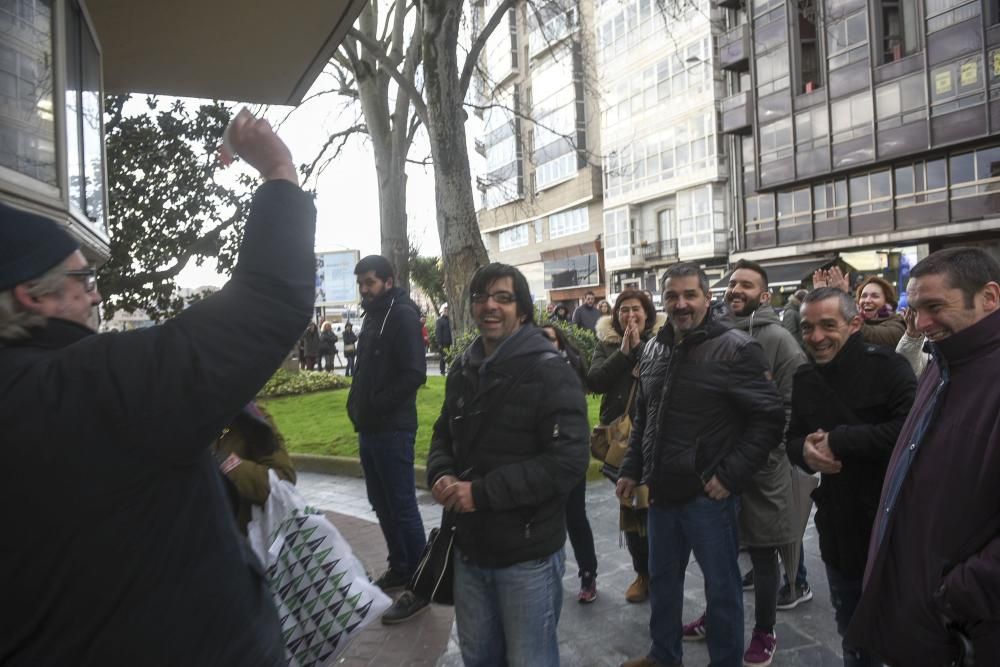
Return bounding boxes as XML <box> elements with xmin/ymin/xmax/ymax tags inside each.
<box><xmin>776</xmin><ymin>582</ymin><xmax>813</xmax><ymax>610</ymax></box>
<box><xmin>381</xmin><ymin>590</ymin><xmax>430</xmax><ymax>625</ymax></box>
<box><xmin>742</xmin><ymin>569</ymin><xmax>755</xmax><ymax>591</ymax></box>
<box><xmin>372</xmin><ymin>568</ymin><xmax>409</xmax><ymax>593</ymax></box>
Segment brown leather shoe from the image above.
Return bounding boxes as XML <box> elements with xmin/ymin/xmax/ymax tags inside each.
<box><xmin>625</xmin><ymin>573</ymin><xmax>649</xmax><ymax>603</ymax></box>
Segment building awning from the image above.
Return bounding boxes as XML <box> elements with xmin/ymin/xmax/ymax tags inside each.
<box><xmin>88</xmin><ymin>0</ymin><xmax>366</xmax><ymax>105</ymax></box>
<box><xmin>710</xmin><ymin>256</ymin><xmax>838</xmax><ymax>291</ymax></box>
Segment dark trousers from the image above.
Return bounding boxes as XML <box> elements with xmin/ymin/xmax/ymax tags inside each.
<box><xmin>624</xmin><ymin>510</ymin><xmax>649</xmax><ymax>575</ymax></box>
<box><xmin>748</xmin><ymin>547</ymin><xmax>780</xmax><ymax>633</ymax></box>
<box><xmin>565</xmin><ymin>478</ymin><xmax>597</xmax><ymax>576</ymax></box>
<box><xmin>439</xmin><ymin>346</ymin><xmax>449</xmax><ymax>375</ymax></box>
<box><xmin>826</xmin><ymin>564</ymin><xmax>882</xmax><ymax>667</ymax></box>
<box><xmin>359</xmin><ymin>430</ymin><xmax>427</xmax><ymax>576</ymax></box>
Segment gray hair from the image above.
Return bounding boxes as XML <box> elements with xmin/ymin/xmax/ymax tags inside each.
<box><xmin>661</xmin><ymin>262</ymin><xmax>710</xmax><ymax>296</ymax></box>
<box><xmin>803</xmin><ymin>287</ymin><xmax>858</xmax><ymax>322</ymax></box>
<box><xmin>0</xmin><ymin>263</ymin><xmax>66</xmax><ymax>341</ymax></box>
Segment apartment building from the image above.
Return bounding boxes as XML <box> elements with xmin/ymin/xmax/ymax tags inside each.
<box><xmin>596</xmin><ymin>0</ymin><xmax>733</xmax><ymax>300</ymax></box>
<box><xmin>721</xmin><ymin>0</ymin><xmax>1000</xmax><ymax>297</ymax></box>
<box><xmin>474</xmin><ymin>0</ymin><xmax>607</xmax><ymax>308</ymax></box>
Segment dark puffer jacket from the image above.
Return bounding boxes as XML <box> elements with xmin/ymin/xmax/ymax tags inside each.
<box><xmin>346</xmin><ymin>286</ymin><xmax>426</xmax><ymax>432</ymax></box>
<box><xmin>786</xmin><ymin>332</ymin><xmax>916</xmax><ymax>578</ymax></box>
<box><xmin>426</xmin><ymin>325</ymin><xmax>590</xmax><ymax>568</ymax></box>
<box><xmin>587</xmin><ymin>313</ymin><xmax>666</xmax><ymax>425</ymax></box>
<box><xmin>620</xmin><ymin>313</ymin><xmax>785</xmax><ymax>503</ymax></box>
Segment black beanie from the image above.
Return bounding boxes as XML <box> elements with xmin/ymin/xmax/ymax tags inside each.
<box><xmin>0</xmin><ymin>201</ymin><xmax>80</xmax><ymax>291</ymax></box>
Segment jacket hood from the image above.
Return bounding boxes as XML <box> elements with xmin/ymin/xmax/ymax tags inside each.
<box><xmin>730</xmin><ymin>304</ymin><xmax>781</xmax><ymax>335</ymax></box>
<box><xmin>595</xmin><ymin>312</ymin><xmax>667</xmax><ymax>344</ymax></box>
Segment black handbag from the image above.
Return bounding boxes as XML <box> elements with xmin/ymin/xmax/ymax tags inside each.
<box><xmin>409</xmin><ymin>512</ymin><xmax>457</xmax><ymax>604</ymax></box>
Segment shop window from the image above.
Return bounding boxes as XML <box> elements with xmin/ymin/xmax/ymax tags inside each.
<box><xmin>65</xmin><ymin>0</ymin><xmax>104</xmax><ymax>228</ymax></box>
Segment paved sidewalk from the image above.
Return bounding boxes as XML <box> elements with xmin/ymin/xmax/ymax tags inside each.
<box><xmin>299</xmin><ymin>473</ymin><xmax>845</xmax><ymax>667</ymax></box>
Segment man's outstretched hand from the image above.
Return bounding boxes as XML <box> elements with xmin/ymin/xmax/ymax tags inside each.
<box><xmin>224</xmin><ymin>109</ymin><xmax>298</xmax><ymax>186</ymax></box>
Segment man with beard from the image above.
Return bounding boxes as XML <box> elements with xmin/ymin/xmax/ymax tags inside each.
<box><xmin>572</xmin><ymin>290</ymin><xmax>601</xmax><ymax>332</ymax></box>
<box><xmin>346</xmin><ymin>255</ymin><xmax>428</xmax><ymax>623</ymax></box>
<box><xmin>787</xmin><ymin>288</ymin><xmax>915</xmax><ymax>667</ymax></box>
<box><xmin>683</xmin><ymin>260</ymin><xmax>808</xmax><ymax>667</ymax></box>
<box><xmin>618</xmin><ymin>262</ymin><xmax>785</xmax><ymax>667</ymax></box>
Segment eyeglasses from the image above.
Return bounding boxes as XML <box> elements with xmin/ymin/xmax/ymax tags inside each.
<box><xmin>64</xmin><ymin>268</ymin><xmax>98</xmax><ymax>293</ymax></box>
<box><xmin>471</xmin><ymin>290</ymin><xmax>516</xmax><ymax>305</ymax></box>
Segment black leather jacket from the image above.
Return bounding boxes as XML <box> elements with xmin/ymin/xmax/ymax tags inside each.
<box><xmin>621</xmin><ymin>313</ymin><xmax>785</xmax><ymax>503</ymax></box>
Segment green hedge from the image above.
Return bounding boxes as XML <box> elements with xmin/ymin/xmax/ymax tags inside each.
<box><xmin>257</xmin><ymin>369</ymin><xmax>350</xmax><ymax>398</ymax></box>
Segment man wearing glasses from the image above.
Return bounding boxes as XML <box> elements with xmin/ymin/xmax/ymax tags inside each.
<box><xmin>0</xmin><ymin>112</ymin><xmax>313</xmax><ymax>665</ymax></box>
<box><xmin>426</xmin><ymin>263</ymin><xmax>590</xmax><ymax>666</ymax></box>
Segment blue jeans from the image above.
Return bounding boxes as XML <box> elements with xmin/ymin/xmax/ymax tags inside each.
<box><xmin>453</xmin><ymin>547</ymin><xmax>565</xmax><ymax>667</ymax></box>
<box><xmin>358</xmin><ymin>430</ymin><xmax>426</xmax><ymax>576</ymax></box>
<box><xmin>826</xmin><ymin>565</ymin><xmax>882</xmax><ymax>667</ymax></box>
<box><xmin>647</xmin><ymin>494</ymin><xmax>743</xmax><ymax>667</ymax></box>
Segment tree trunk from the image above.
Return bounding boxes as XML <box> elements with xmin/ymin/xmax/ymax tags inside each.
<box><xmin>423</xmin><ymin>0</ymin><xmax>490</xmax><ymax>336</ymax></box>
<box><xmin>375</xmin><ymin>155</ymin><xmax>410</xmax><ymax>289</ymax></box>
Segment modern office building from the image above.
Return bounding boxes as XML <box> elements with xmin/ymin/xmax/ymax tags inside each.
<box><xmin>1</xmin><ymin>0</ymin><xmax>365</xmax><ymax>264</ymax></box>
<box><xmin>473</xmin><ymin>0</ymin><xmax>607</xmax><ymax>308</ymax></box>
<box><xmin>721</xmin><ymin>0</ymin><xmax>1000</xmax><ymax>295</ymax></box>
<box><xmin>596</xmin><ymin>0</ymin><xmax>735</xmax><ymax>299</ymax></box>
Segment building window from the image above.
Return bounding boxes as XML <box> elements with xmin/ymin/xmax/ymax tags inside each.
<box><xmin>812</xmin><ymin>179</ymin><xmax>848</xmax><ymax>220</ymax></box>
<box><xmin>528</xmin><ymin>0</ymin><xmax>578</xmax><ymax>56</ymax></box>
<box><xmin>930</xmin><ymin>56</ymin><xmax>985</xmax><ymax>115</ymax></box>
<box><xmin>849</xmin><ymin>169</ymin><xmax>892</xmax><ymax>214</ymax></box>
<box><xmin>831</xmin><ymin>92</ymin><xmax>874</xmax><ymax>143</ymax></box>
<box><xmin>925</xmin><ymin>0</ymin><xmax>980</xmax><ymax>33</ymax></box>
<box><xmin>0</xmin><ymin>0</ymin><xmax>56</xmax><ymax>189</ymax></box>
<box><xmin>794</xmin><ymin>0</ymin><xmax>823</xmax><ymax>93</ymax></box>
<box><xmin>777</xmin><ymin>188</ymin><xmax>811</xmax><ymax>229</ymax></box>
<box><xmin>64</xmin><ymin>0</ymin><xmax>104</xmax><ymax>227</ymax></box>
<box><xmin>677</xmin><ymin>185</ymin><xmax>714</xmax><ymax>248</ymax></box>
<box><xmin>894</xmin><ymin>158</ymin><xmax>948</xmax><ymax>206</ymax></box>
<box><xmin>795</xmin><ymin>105</ymin><xmax>830</xmax><ymax>150</ymax></box>
<box><xmin>548</xmin><ymin>206</ymin><xmax>588</xmax><ymax>238</ymax></box>
<box><xmin>544</xmin><ymin>252</ymin><xmax>600</xmax><ymax>288</ymax></box>
<box><xmin>759</xmin><ymin>117</ymin><xmax>793</xmax><ymax>164</ymax></box>
<box><xmin>498</xmin><ymin>224</ymin><xmax>530</xmax><ymax>251</ymax></box>
<box><xmin>745</xmin><ymin>192</ymin><xmax>776</xmax><ymax>233</ymax></box>
<box><xmin>604</xmin><ymin>207</ymin><xmax>631</xmax><ymax>259</ymax></box>
<box><xmin>950</xmin><ymin>145</ymin><xmax>1000</xmax><ymax>198</ymax></box>
<box><xmin>826</xmin><ymin>3</ymin><xmax>868</xmax><ymax>71</ymax></box>
<box><xmin>876</xmin><ymin>1</ymin><xmax>920</xmax><ymax>64</ymax></box>
<box><xmin>875</xmin><ymin>73</ymin><xmax>925</xmax><ymax>128</ymax></box>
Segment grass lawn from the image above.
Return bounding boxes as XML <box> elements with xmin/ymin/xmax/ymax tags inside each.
<box><xmin>261</xmin><ymin>376</ymin><xmax>603</xmax><ymax>467</ymax></box>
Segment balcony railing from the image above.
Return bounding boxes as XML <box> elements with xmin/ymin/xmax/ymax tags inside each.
<box><xmin>635</xmin><ymin>238</ymin><xmax>679</xmax><ymax>261</ymax></box>
<box><xmin>719</xmin><ymin>24</ymin><xmax>749</xmax><ymax>72</ymax></box>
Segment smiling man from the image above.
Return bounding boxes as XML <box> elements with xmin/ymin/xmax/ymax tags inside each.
<box><xmin>618</xmin><ymin>262</ymin><xmax>784</xmax><ymax>667</ymax></box>
<box><xmin>786</xmin><ymin>287</ymin><xmax>915</xmax><ymax>667</ymax></box>
<box><xmin>426</xmin><ymin>263</ymin><xmax>589</xmax><ymax>666</ymax></box>
<box><xmin>847</xmin><ymin>247</ymin><xmax>1000</xmax><ymax>666</ymax></box>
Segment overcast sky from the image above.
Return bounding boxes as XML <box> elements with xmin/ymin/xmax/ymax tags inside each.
<box><xmin>175</xmin><ymin>94</ymin><xmax>444</xmax><ymax>288</ymax></box>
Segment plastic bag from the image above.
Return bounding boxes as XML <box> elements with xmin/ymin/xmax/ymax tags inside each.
<box><xmin>248</xmin><ymin>471</ymin><xmax>392</xmax><ymax>667</ymax></box>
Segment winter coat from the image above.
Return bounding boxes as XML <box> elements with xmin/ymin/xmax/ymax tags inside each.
<box><xmin>861</xmin><ymin>312</ymin><xmax>906</xmax><ymax>349</ymax></box>
<box><xmin>781</xmin><ymin>298</ymin><xmax>802</xmax><ymax>342</ymax></box>
<box><xmin>426</xmin><ymin>325</ymin><xmax>590</xmax><ymax>568</ymax></box>
<box><xmin>587</xmin><ymin>313</ymin><xmax>665</xmax><ymax>425</ymax></box>
<box><xmin>730</xmin><ymin>305</ymin><xmax>808</xmax><ymax>547</ymax></box>
<box><xmin>319</xmin><ymin>329</ymin><xmax>338</xmax><ymax>355</ymax></box>
<box><xmin>620</xmin><ymin>312</ymin><xmax>785</xmax><ymax>503</ymax></box>
<box><xmin>346</xmin><ymin>287</ymin><xmax>427</xmax><ymax>433</ymax></box>
<box><xmin>342</xmin><ymin>328</ymin><xmax>358</xmax><ymax>356</ymax></box>
<box><xmin>214</xmin><ymin>406</ymin><xmax>297</xmax><ymax>534</ymax></box>
<box><xmin>786</xmin><ymin>332</ymin><xmax>916</xmax><ymax>578</ymax></box>
<box><xmin>571</xmin><ymin>303</ymin><xmax>601</xmax><ymax>331</ymax></box>
<box><xmin>435</xmin><ymin>314</ymin><xmax>453</xmax><ymax>348</ymax></box>
<box><xmin>0</xmin><ymin>180</ymin><xmax>315</xmax><ymax>666</ymax></box>
<box><xmin>847</xmin><ymin>309</ymin><xmax>1000</xmax><ymax>667</ymax></box>
<box><xmin>302</xmin><ymin>326</ymin><xmax>320</xmax><ymax>357</ymax></box>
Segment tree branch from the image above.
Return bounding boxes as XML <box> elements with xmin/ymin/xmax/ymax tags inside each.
<box><xmin>347</xmin><ymin>26</ymin><xmax>429</xmax><ymax>124</ymax></box>
<box><xmin>459</xmin><ymin>0</ymin><xmax>517</xmax><ymax>99</ymax></box>
<box><xmin>300</xmin><ymin>124</ymin><xmax>367</xmax><ymax>181</ymax></box>
<box><xmin>128</xmin><ymin>208</ymin><xmax>244</xmax><ymax>285</ymax></box>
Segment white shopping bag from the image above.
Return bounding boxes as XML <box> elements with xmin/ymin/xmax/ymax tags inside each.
<box><xmin>248</xmin><ymin>471</ymin><xmax>392</xmax><ymax>667</ymax></box>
